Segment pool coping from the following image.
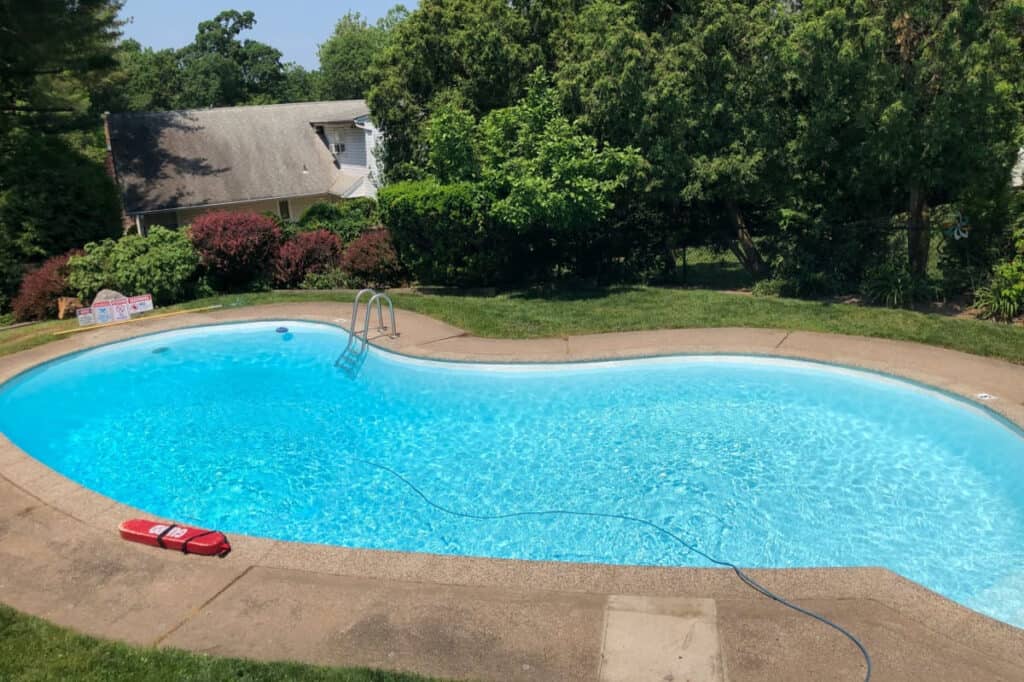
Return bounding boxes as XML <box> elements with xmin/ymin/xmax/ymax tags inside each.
<box><xmin>2</xmin><ymin>301</ymin><xmax>1023</xmax><ymax>680</ymax></box>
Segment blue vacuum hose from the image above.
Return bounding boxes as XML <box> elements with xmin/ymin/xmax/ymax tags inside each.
<box><xmin>351</xmin><ymin>455</ymin><xmax>873</xmax><ymax>682</ymax></box>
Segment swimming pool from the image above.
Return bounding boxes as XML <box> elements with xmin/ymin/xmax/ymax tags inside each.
<box><xmin>1</xmin><ymin>320</ymin><xmax>1022</xmax><ymax>628</ymax></box>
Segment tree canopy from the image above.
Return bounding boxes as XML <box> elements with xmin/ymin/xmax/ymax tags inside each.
<box><xmin>1</xmin><ymin>1</ymin><xmax>1022</xmax><ymax>315</ymax></box>
<box><xmin>371</xmin><ymin>0</ymin><xmax>1024</xmax><ymax>293</ymax></box>
<box><xmin>318</xmin><ymin>8</ymin><xmax>409</xmax><ymax>100</ymax></box>
<box><xmin>0</xmin><ymin>1</ymin><xmax>124</xmax><ymax>309</ymax></box>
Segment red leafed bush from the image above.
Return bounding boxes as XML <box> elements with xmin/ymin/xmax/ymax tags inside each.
<box><xmin>274</xmin><ymin>230</ymin><xmax>344</xmax><ymax>288</ymax></box>
<box><xmin>12</xmin><ymin>251</ymin><xmax>80</xmax><ymax>321</ymax></box>
<box><xmin>188</xmin><ymin>211</ymin><xmax>282</xmax><ymax>291</ymax></box>
<box><xmin>340</xmin><ymin>228</ymin><xmax>405</xmax><ymax>288</ymax></box>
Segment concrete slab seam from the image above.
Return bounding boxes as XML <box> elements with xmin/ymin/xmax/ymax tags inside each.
<box><xmin>151</xmin><ymin>565</ymin><xmax>255</xmax><ymax>647</ymax></box>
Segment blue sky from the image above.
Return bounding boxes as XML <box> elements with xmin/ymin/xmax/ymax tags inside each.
<box><xmin>119</xmin><ymin>1</ymin><xmax>414</xmax><ymax>70</ymax></box>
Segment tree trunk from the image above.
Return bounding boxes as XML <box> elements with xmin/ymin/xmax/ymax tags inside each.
<box><xmin>907</xmin><ymin>187</ymin><xmax>930</xmax><ymax>277</ymax></box>
<box><xmin>726</xmin><ymin>200</ymin><xmax>767</xmax><ymax>278</ymax></box>
<box><xmin>661</xmin><ymin>234</ymin><xmax>676</xmax><ymax>277</ymax></box>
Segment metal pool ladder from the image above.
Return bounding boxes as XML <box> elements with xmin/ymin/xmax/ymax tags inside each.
<box><xmin>335</xmin><ymin>288</ymin><xmax>398</xmax><ymax>376</ymax></box>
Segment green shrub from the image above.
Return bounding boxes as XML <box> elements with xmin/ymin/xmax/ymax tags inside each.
<box><xmin>751</xmin><ymin>278</ymin><xmax>785</xmax><ymax>297</ymax></box>
<box><xmin>68</xmin><ymin>227</ymin><xmax>200</xmax><ymax>305</ymax></box>
<box><xmin>767</xmin><ymin>209</ymin><xmax>890</xmax><ymax>297</ymax></box>
<box><xmin>297</xmin><ymin>198</ymin><xmax>377</xmax><ymax>244</ymax></box>
<box><xmin>860</xmin><ymin>260</ymin><xmax>939</xmax><ymax>308</ymax></box>
<box><xmin>378</xmin><ymin>179</ymin><xmax>493</xmax><ymax>285</ymax></box>
<box><xmin>974</xmin><ymin>226</ymin><xmax>1024</xmax><ymax>322</ymax></box>
<box><xmin>300</xmin><ymin>267</ymin><xmax>358</xmax><ymax>290</ymax></box>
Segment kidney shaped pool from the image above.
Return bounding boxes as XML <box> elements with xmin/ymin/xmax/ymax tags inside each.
<box><xmin>1</xmin><ymin>321</ymin><xmax>1022</xmax><ymax>628</ymax></box>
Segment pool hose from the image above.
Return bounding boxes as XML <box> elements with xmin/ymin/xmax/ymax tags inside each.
<box><xmin>349</xmin><ymin>455</ymin><xmax>873</xmax><ymax>682</ymax></box>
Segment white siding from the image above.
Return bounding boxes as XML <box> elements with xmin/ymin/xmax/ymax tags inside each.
<box><xmin>324</xmin><ymin>125</ymin><xmax>367</xmax><ymax>169</ymax></box>
<box><xmin>364</xmin><ymin>123</ymin><xmax>382</xmax><ymax>191</ymax></box>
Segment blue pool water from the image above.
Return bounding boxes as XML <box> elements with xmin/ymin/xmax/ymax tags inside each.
<box><xmin>1</xmin><ymin>321</ymin><xmax>1023</xmax><ymax>627</ymax></box>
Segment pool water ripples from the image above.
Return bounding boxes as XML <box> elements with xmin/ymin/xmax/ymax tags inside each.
<box><xmin>1</xmin><ymin>320</ymin><xmax>1023</xmax><ymax>628</ymax></box>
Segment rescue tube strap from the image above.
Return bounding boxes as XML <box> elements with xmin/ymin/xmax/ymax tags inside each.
<box><xmin>155</xmin><ymin>524</ymin><xmax>178</xmax><ymax>549</ymax></box>
<box><xmin>181</xmin><ymin>530</ymin><xmax>215</xmax><ymax>555</ymax></box>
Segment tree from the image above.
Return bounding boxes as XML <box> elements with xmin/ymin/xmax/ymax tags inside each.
<box><xmin>665</xmin><ymin>0</ymin><xmax>792</xmax><ymax>278</ymax></box>
<box><xmin>177</xmin><ymin>10</ymin><xmax>285</xmax><ymax>107</ymax></box>
<box><xmin>790</xmin><ymin>0</ymin><xmax>1022</xmax><ymax>277</ymax></box>
<box><xmin>277</xmin><ymin>64</ymin><xmax>320</xmax><ymax>103</ymax></box>
<box><xmin>173</xmin><ymin>51</ymin><xmax>244</xmax><ymax>109</ymax></box>
<box><xmin>385</xmin><ymin>72</ymin><xmax>646</xmax><ymax>284</ymax></box>
<box><xmin>367</xmin><ymin>0</ymin><xmax>550</xmax><ymax>180</ymax></box>
<box><xmin>112</xmin><ymin>9</ymin><xmax>290</xmax><ymax>111</ymax></box>
<box><xmin>556</xmin><ymin>0</ymin><xmax>791</xmax><ymax>278</ymax></box>
<box><xmin>317</xmin><ymin>11</ymin><xmax>396</xmax><ymax>100</ymax></box>
<box><xmin>554</xmin><ymin>1</ymin><xmax>676</xmax><ymax>272</ymax></box>
<box><xmin>0</xmin><ymin>0</ymin><xmax>123</xmax><ymax>131</ymax></box>
<box><xmin>0</xmin><ymin>1</ymin><xmax>124</xmax><ymax>310</ymax></box>
<box><xmin>105</xmin><ymin>40</ymin><xmax>179</xmax><ymax>111</ymax></box>
<box><xmin>0</xmin><ymin>129</ymin><xmax>121</xmax><ymax>260</ymax></box>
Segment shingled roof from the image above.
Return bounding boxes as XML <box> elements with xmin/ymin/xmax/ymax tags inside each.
<box><xmin>107</xmin><ymin>100</ymin><xmax>370</xmax><ymax>214</ymax></box>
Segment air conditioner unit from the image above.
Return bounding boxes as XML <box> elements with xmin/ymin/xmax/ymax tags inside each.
<box><xmin>330</xmin><ymin>142</ymin><xmax>345</xmax><ymax>154</ymax></box>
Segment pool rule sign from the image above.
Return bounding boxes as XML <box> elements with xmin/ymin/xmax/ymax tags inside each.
<box><xmin>76</xmin><ymin>294</ymin><xmax>153</xmax><ymax>326</ymax></box>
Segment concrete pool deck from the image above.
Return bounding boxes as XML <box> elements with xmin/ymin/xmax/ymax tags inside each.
<box><xmin>1</xmin><ymin>301</ymin><xmax>1023</xmax><ymax>681</ymax></box>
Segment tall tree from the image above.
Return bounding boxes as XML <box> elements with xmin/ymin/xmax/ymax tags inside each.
<box><xmin>277</xmin><ymin>63</ymin><xmax>320</xmax><ymax>103</ymax></box>
<box><xmin>177</xmin><ymin>10</ymin><xmax>285</xmax><ymax>107</ymax></box>
<box><xmin>790</xmin><ymin>0</ymin><xmax>1021</xmax><ymax>276</ymax></box>
<box><xmin>556</xmin><ymin>0</ymin><xmax>791</xmax><ymax>277</ymax></box>
<box><xmin>0</xmin><ymin>0</ymin><xmax>123</xmax><ymax>131</ymax></box>
<box><xmin>0</xmin><ymin>1</ymin><xmax>123</xmax><ymax>310</ymax></box>
<box><xmin>103</xmin><ymin>40</ymin><xmax>179</xmax><ymax>111</ymax></box>
<box><xmin>112</xmin><ymin>9</ymin><xmax>291</xmax><ymax>111</ymax></box>
<box><xmin>318</xmin><ymin>8</ymin><xmax>408</xmax><ymax>100</ymax></box>
<box><xmin>368</xmin><ymin>0</ymin><xmax>552</xmax><ymax>180</ymax></box>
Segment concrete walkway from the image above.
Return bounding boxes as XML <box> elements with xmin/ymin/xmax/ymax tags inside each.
<box><xmin>1</xmin><ymin>302</ymin><xmax>1023</xmax><ymax>681</ymax></box>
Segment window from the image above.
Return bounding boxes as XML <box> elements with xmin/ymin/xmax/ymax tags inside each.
<box><xmin>278</xmin><ymin>200</ymin><xmax>291</xmax><ymax>220</ymax></box>
<box><xmin>330</xmin><ymin>142</ymin><xmax>345</xmax><ymax>154</ymax></box>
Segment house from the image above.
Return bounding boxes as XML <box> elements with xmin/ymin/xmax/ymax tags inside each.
<box><xmin>104</xmin><ymin>100</ymin><xmax>380</xmax><ymax>234</ymax></box>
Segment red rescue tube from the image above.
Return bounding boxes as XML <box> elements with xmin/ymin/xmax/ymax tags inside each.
<box><xmin>119</xmin><ymin>519</ymin><xmax>231</xmax><ymax>557</ymax></box>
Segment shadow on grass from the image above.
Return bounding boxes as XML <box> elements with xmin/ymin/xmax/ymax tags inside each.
<box><xmin>411</xmin><ymin>286</ymin><xmax>500</xmax><ymax>298</ymax></box>
<box><xmin>509</xmin><ymin>284</ymin><xmax>647</xmax><ymax>302</ymax></box>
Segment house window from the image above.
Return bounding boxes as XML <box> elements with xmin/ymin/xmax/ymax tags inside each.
<box><xmin>278</xmin><ymin>200</ymin><xmax>291</xmax><ymax>220</ymax></box>
<box><xmin>330</xmin><ymin>142</ymin><xmax>345</xmax><ymax>154</ymax></box>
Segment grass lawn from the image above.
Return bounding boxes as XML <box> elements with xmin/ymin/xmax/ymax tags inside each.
<box><xmin>0</xmin><ymin>604</ymin><xmax>444</xmax><ymax>682</ymax></box>
<box><xmin>2</xmin><ymin>286</ymin><xmax>1023</xmax><ymax>363</ymax></box>
<box><xmin>1</xmin><ymin>285</ymin><xmax>1022</xmax><ymax>678</ymax></box>
<box><xmin>676</xmin><ymin>247</ymin><xmax>754</xmax><ymax>289</ymax></box>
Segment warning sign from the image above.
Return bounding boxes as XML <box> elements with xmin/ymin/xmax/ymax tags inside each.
<box><xmin>76</xmin><ymin>293</ymin><xmax>154</xmax><ymax>327</ymax></box>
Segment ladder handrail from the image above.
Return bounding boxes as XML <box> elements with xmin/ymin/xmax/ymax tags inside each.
<box><xmin>336</xmin><ymin>289</ymin><xmax>398</xmax><ymax>373</ymax></box>
<box><xmin>364</xmin><ymin>293</ymin><xmax>397</xmax><ymax>340</ymax></box>
<box><xmin>350</xmin><ymin>288</ymin><xmax>375</xmax><ymax>333</ymax></box>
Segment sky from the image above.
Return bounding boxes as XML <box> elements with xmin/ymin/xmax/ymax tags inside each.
<box><xmin>118</xmin><ymin>1</ymin><xmax>414</xmax><ymax>70</ymax></box>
